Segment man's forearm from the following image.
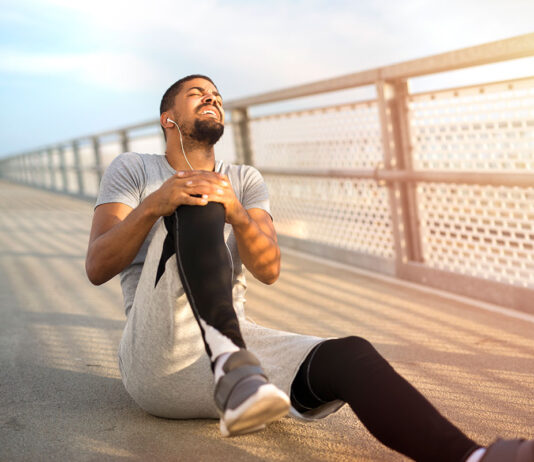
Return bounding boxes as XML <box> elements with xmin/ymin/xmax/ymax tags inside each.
<box><xmin>86</xmin><ymin>201</ymin><xmax>159</xmax><ymax>285</ymax></box>
<box><xmin>231</xmin><ymin>208</ymin><xmax>281</xmax><ymax>284</ymax></box>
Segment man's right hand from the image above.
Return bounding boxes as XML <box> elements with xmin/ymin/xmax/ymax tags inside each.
<box><xmin>144</xmin><ymin>170</ymin><xmax>230</xmax><ymax>218</ymax></box>
<box><xmin>86</xmin><ymin>169</ymin><xmax>231</xmax><ymax>285</ymax></box>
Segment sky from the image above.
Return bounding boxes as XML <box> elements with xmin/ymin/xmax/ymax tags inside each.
<box><xmin>1</xmin><ymin>0</ymin><xmax>533</xmax><ymax>157</ymax></box>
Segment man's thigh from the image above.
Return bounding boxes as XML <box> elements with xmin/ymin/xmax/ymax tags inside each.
<box><xmin>118</xmin><ymin>219</ymin><xmax>217</xmax><ymax>418</ymax></box>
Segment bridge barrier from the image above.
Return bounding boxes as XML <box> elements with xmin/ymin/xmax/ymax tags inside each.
<box><xmin>1</xmin><ymin>33</ymin><xmax>534</xmax><ymax>313</ymax></box>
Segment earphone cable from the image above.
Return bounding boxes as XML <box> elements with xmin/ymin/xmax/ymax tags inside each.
<box><xmin>168</xmin><ymin>118</ymin><xmax>194</xmax><ymax>170</ymax></box>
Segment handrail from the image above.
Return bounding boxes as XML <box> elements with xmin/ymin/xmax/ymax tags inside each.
<box><xmin>259</xmin><ymin>168</ymin><xmax>534</xmax><ymax>188</ymax></box>
<box><xmin>224</xmin><ymin>33</ymin><xmax>534</xmax><ymax>109</ymax></box>
<box><xmin>2</xmin><ymin>33</ymin><xmax>533</xmax><ymax>160</ymax></box>
<box><xmin>1</xmin><ymin>34</ymin><xmax>534</xmax><ymax>314</ymax></box>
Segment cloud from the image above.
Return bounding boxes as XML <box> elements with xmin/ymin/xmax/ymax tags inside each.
<box><xmin>2</xmin><ymin>0</ymin><xmax>534</xmax><ymax>156</ymax></box>
<box><xmin>5</xmin><ymin>0</ymin><xmax>534</xmax><ymax>97</ymax></box>
<box><xmin>0</xmin><ymin>49</ymin><xmax>166</xmax><ymax>91</ymax></box>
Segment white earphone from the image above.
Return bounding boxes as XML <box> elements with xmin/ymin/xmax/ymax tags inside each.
<box><xmin>166</xmin><ymin>117</ymin><xmax>194</xmax><ymax>170</ymax></box>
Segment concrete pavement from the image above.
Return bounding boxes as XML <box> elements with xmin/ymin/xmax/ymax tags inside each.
<box><xmin>1</xmin><ymin>180</ymin><xmax>533</xmax><ymax>461</ymax></box>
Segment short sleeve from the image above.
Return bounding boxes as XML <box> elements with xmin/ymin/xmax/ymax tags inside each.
<box><xmin>95</xmin><ymin>152</ymin><xmax>145</xmax><ymax>209</ymax></box>
<box><xmin>241</xmin><ymin>165</ymin><xmax>271</xmax><ymax>216</ymax></box>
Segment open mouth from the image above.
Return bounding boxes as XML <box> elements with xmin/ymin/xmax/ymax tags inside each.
<box><xmin>199</xmin><ymin>109</ymin><xmax>219</xmax><ymax>120</ymax></box>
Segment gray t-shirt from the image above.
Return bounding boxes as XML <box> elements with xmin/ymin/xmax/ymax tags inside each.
<box><xmin>95</xmin><ymin>152</ymin><xmax>271</xmax><ymax>315</ymax></box>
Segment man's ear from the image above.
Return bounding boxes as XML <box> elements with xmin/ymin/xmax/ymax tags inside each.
<box><xmin>160</xmin><ymin>112</ymin><xmax>174</xmax><ymax>129</ymax></box>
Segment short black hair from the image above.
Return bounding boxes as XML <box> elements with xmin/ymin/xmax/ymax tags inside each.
<box><xmin>160</xmin><ymin>74</ymin><xmax>217</xmax><ymax>115</ymax></box>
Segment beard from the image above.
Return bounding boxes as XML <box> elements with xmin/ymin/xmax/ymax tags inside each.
<box><xmin>190</xmin><ymin>118</ymin><xmax>224</xmax><ymax>146</ymax></box>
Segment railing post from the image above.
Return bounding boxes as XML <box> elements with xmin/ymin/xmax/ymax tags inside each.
<box><xmin>120</xmin><ymin>130</ymin><xmax>129</xmax><ymax>153</ymax></box>
<box><xmin>26</xmin><ymin>153</ymin><xmax>34</xmax><ymax>185</ymax></box>
<box><xmin>13</xmin><ymin>158</ymin><xmax>19</xmax><ymax>182</ymax></box>
<box><xmin>21</xmin><ymin>156</ymin><xmax>27</xmax><ymax>183</ymax></box>
<box><xmin>231</xmin><ymin>108</ymin><xmax>254</xmax><ymax>166</ymax></box>
<box><xmin>16</xmin><ymin>157</ymin><xmax>21</xmax><ymax>182</ymax></box>
<box><xmin>72</xmin><ymin>140</ymin><xmax>85</xmax><ymax>197</ymax></box>
<box><xmin>376</xmin><ymin>80</ymin><xmax>423</xmax><ymax>276</ymax></box>
<box><xmin>4</xmin><ymin>157</ymin><xmax>11</xmax><ymax>181</ymax></box>
<box><xmin>38</xmin><ymin>150</ymin><xmax>46</xmax><ymax>187</ymax></box>
<box><xmin>58</xmin><ymin>145</ymin><xmax>68</xmax><ymax>193</ymax></box>
<box><xmin>18</xmin><ymin>157</ymin><xmax>24</xmax><ymax>182</ymax></box>
<box><xmin>5</xmin><ymin>158</ymin><xmax>13</xmax><ymax>181</ymax></box>
<box><xmin>14</xmin><ymin>157</ymin><xmax>20</xmax><ymax>182</ymax></box>
<box><xmin>0</xmin><ymin>158</ymin><xmax>7</xmax><ymax>180</ymax></box>
<box><xmin>47</xmin><ymin>148</ymin><xmax>56</xmax><ymax>191</ymax></box>
<box><xmin>92</xmin><ymin>137</ymin><xmax>102</xmax><ymax>186</ymax></box>
<box><xmin>25</xmin><ymin>153</ymin><xmax>33</xmax><ymax>185</ymax></box>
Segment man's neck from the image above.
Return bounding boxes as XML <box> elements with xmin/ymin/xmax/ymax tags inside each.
<box><xmin>165</xmin><ymin>141</ymin><xmax>216</xmax><ymax>172</ymax></box>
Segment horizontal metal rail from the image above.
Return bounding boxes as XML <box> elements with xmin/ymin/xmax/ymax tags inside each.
<box><xmin>2</xmin><ymin>33</ymin><xmax>533</xmax><ymax>160</ymax></box>
<box><xmin>225</xmin><ymin>33</ymin><xmax>534</xmax><ymax>109</ymax></box>
<box><xmin>13</xmin><ymin>165</ymin><xmax>534</xmax><ymax>189</ymax></box>
<box><xmin>260</xmin><ymin>168</ymin><xmax>534</xmax><ymax>188</ymax></box>
<box><xmin>1</xmin><ymin>33</ymin><xmax>533</xmax><ymax>314</ymax></box>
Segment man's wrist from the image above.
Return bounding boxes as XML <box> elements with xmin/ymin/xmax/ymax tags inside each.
<box><xmin>140</xmin><ymin>194</ymin><xmax>163</xmax><ymax>221</ymax></box>
<box><xmin>229</xmin><ymin>204</ymin><xmax>252</xmax><ymax>229</ymax></box>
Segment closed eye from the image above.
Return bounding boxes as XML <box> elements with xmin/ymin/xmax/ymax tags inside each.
<box><xmin>186</xmin><ymin>86</ymin><xmax>222</xmax><ymax>104</ymax></box>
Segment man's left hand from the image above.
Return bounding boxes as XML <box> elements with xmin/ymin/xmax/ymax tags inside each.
<box><xmin>179</xmin><ymin>170</ymin><xmax>247</xmax><ymax>226</ymax></box>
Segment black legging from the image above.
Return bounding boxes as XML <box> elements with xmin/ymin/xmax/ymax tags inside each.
<box><xmin>291</xmin><ymin>337</ymin><xmax>479</xmax><ymax>462</ymax></box>
<box><xmin>163</xmin><ymin>202</ymin><xmax>479</xmax><ymax>461</ymax></box>
<box><xmin>159</xmin><ymin>202</ymin><xmax>246</xmax><ymax>370</ymax></box>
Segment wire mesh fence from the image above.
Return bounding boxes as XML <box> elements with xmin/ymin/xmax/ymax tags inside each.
<box><xmin>1</xmin><ymin>34</ymin><xmax>533</xmax><ymax>312</ymax></box>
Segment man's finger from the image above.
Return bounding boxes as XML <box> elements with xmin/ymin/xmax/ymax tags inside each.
<box><xmin>175</xmin><ymin>170</ymin><xmax>199</xmax><ymax>178</ymax></box>
<box><xmin>182</xmin><ymin>193</ymin><xmax>209</xmax><ymax>206</ymax></box>
<box><xmin>175</xmin><ymin>170</ymin><xmax>224</xmax><ymax>181</ymax></box>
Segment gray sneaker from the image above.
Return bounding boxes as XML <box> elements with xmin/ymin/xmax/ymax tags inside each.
<box><xmin>214</xmin><ymin>350</ymin><xmax>290</xmax><ymax>437</ymax></box>
<box><xmin>480</xmin><ymin>439</ymin><xmax>534</xmax><ymax>462</ymax></box>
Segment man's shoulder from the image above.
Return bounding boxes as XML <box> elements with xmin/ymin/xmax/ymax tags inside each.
<box><xmin>219</xmin><ymin>161</ymin><xmax>261</xmax><ymax>178</ymax></box>
<box><xmin>114</xmin><ymin>152</ymin><xmax>163</xmax><ymax>166</ymax></box>
<box><xmin>107</xmin><ymin>152</ymin><xmax>143</xmax><ymax>171</ymax></box>
<box><xmin>110</xmin><ymin>152</ymin><xmax>172</xmax><ymax>178</ymax></box>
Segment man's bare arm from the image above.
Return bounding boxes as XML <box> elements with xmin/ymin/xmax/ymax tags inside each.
<box><xmin>86</xmin><ymin>201</ymin><xmax>158</xmax><ymax>285</ymax></box>
<box><xmin>189</xmin><ymin>172</ymin><xmax>281</xmax><ymax>285</ymax></box>
<box><xmin>86</xmin><ymin>171</ymin><xmax>228</xmax><ymax>285</ymax></box>
<box><xmin>231</xmin><ymin>207</ymin><xmax>281</xmax><ymax>285</ymax></box>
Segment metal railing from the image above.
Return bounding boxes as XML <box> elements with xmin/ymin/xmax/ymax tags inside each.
<box><xmin>1</xmin><ymin>33</ymin><xmax>534</xmax><ymax>314</ymax></box>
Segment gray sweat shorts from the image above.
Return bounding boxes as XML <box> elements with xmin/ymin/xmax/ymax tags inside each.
<box><xmin>117</xmin><ymin>219</ymin><xmax>345</xmax><ymax>420</ymax></box>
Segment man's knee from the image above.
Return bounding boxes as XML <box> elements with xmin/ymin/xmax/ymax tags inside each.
<box><xmin>319</xmin><ymin>336</ymin><xmax>383</xmax><ymax>370</ymax></box>
<box><xmin>163</xmin><ymin>201</ymin><xmax>226</xmax><ymax>247</ymax></box>
<box><xmin>177</xmin><ymin>200</ymin><xmax>225</xmax><ymax>224</ymax></box>
<box><xmin>335</xmin><ymin>335</ymin><xmax>372</xmax><ymax>348</ymax></box>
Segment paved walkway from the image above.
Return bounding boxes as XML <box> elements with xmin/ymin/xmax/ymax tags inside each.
<box><xmin>1</xmin><ymin>180</ymin><xmax>533</xmax><ymax>461</ymax></box>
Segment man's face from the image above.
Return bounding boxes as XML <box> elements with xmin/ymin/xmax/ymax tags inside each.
<box><xmin>171</xmin><ymin>78</ymin><xmax>225</xmax><ymax>145</ymax></box>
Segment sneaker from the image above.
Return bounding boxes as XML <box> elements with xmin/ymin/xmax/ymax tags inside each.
<box><xmin>480</xmin><ymin>439</ymin><xmax>534</xmax><ymax>462</ymax></box>
<box><xmin>214</xmin><ymin>350</ymin><xmax>290</xmax><ymax>437</ymax></box>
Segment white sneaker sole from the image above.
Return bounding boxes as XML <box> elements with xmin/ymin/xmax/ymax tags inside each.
<box><xmin>219</xmin><ymin>384</ymin><xmax>290</xmax><ymax>437</ymax></box>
